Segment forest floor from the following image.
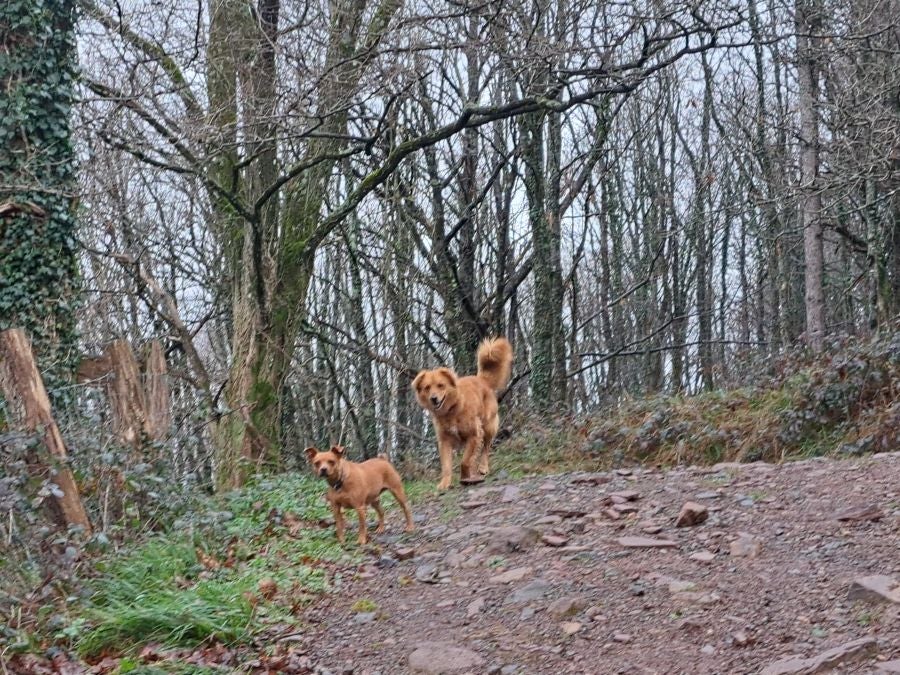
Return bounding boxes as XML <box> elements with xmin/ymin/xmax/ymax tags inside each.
<box><xmin>288</xmin><ymin>451</ymin><xmax>900</xmax><ymax>675</ymax></box>
<box><xmin>13</xmin><ymin>449</ymin><xmax>900</xmax><ymax>674</ymax></box>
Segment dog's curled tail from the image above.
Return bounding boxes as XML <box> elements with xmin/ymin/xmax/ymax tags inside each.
<box><xmin>476</xmin><ymin>337</ymin><xmax>513</xmax><ymax>392</ymax></box>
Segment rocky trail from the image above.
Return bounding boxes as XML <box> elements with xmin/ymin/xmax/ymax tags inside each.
<box><xmin>295</xmin><ymin>452</ymin><xmax>900</xmax><ymax>675</ymax></box>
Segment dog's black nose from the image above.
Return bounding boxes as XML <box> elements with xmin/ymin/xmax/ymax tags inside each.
<box><xmin>319</xmin><ymin>468</ymin><xmax>328</xmax><ymax>476</ymax></box>
<box><xmin>430</xmin><ymin>395</ymin><xmax>439</xmax><ymax>404</ymax></box>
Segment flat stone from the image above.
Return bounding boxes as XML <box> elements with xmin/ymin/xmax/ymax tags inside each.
<box><xmin>549</xmin><ymin>507</ymin><xmax>588</xmax><ymax>518</ymax></box>
<box><xmin>408</xmin><ymin>642</ymin><xmax>484</xmax><ymax>674</ymax></box>
<box><xmin>729</xmin><ymin>534</ymin><xmax>761</xmax><ymax>558</ymax></box>
<box><xmin>603</xmin><ymin>508</ymin><xmax>622</xmax><ymax>520</ymax></box>
<box><xmin>732</xmin><ymin>631</ymin><xmax>752</xmax><ymax>647</ymax></box>
<box><xmin>460</xmin><ymin>500</ymin><xmax>488</xmax><ymax>510</ymax></box>
<box><xmin>500</xmin><ymin>486</ymin><xmax>521</xmax><ymax>503</ymax></box>
<box><xmin>613</xmin><ymin>633</ymin><xmax>633</xmax><ymax>643</ymax></box>
<box><xmin>466</xmin><ymin>597</ymin><xmax>486</xmax><ymax>618</ymax></box>
<box><xmin>570</xmin><ymin>473</ymin><xmax>610</xmax><ymax>485</ymax></box>
<box><xmin>541</xmin><ymin>534</ymin><xmax>569</xmax><ymax>547</ymax></box>
<box><xmin>415</xmin><ymin>563</ymin><xmax>440</xmax><ymax>584</ymax></box>
<box><xmin>847</xmin><ymin>575</ymin><xmax>900</xmax><ymax>604</ymax></box>
<box><xmin>489</xmin><ymin>566</ymin><xmax>533</xmax><ymax>584</ymax></box>
<box><xmin>617</xmin><ymin>536</ymin><xmax>678</xmax><ymax>549</ymax></box>
<box><xmin>610</xmin><ymin>490</ymin><xmax>640</xmax><ymax>501</ymax></box>
<box><xmin>547</xmin><ymin>596</ymin><xmax>587</xmax><ymax>618</ymax></box>
<box><xmin>876</xmin><ymin>660</ymin><xmax>900</xmax><ymax>673</ymax></box>
<box><xmin>835</xmin><ymin>504</ymin><xmax>884</xmax><ymax>522</ymax></box>
<box><xmin>561</xmin><ymin>621</ymin><xmax>582</xmax><ymax>635</ymax></box>
<box><xmin>690</xmin><ymin>551</ymin><xmax>716</xmax><ymax>563</ymax></box>
<box><xmin>612</xmin><ymin>503</ymin><xmax>638</xmax><ymax>515</ymax></box>
<box><xmin>759</xmin><ymin>637</ymin><xmax>877</xmax><ymax>674</ymax></box>
<box><xmin>675</xmin><ymin>502</ymin><xmax>709</xmax><ymax>527</ymax></box>
<box><xmin>395</xmin><ymin>547</ymin><xmax>416</xmax><ymax>560</ymax></box>
<box><xmin>484</xmin><ymin>526</ymin><xmax>540</xmax><ymax>554</ymax></box>
<box><xmin>506</xmin><ymin>579</ymin><xmax>552</xmax><ymax>604</ymax></box>
<box><xmin>668</xmin><ymin>580</ymin><xmax>696</xmax><ymax>594</ymax></box>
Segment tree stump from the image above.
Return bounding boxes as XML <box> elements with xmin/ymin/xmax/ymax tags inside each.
<box><xmin>0</xmin><ymin>328</ymin><xmax>92</xmax><ymax>532</ymax></box>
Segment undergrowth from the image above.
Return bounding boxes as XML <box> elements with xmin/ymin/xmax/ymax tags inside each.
<box><xmin>495</xmin><ymin>332</ymin><xmax>900</xmax><ymax>471</ymax></box>
<box><xmin>5</xmin><ymin>473</ymin><xmax>382</xmax><ymax>661</ymax></box>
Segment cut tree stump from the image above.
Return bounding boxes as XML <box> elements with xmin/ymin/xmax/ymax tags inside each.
<box><xmin>76</xmin><ymin>338</ymin><xmax>171</xmax><ymax>446</ymax></box>
<box><xmin>143</xmin><ymin>340</ymin><xmax>171</xmax><ymax>441</ymax></box>
<box><xmin>0</xmin><ymin>328</ymin><xmax>92</xmax><ymax>533</ymax></box>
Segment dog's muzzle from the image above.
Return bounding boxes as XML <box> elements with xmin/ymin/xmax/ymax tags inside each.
<box><xmin>319</xmin><ymin>468</ymin><xmax>328</xmax><ymax>477</ymax></box>
<box><xmin>431</xmin><ymin>396</ymin><xmax>444</xmax><ymax>410</ymax></box>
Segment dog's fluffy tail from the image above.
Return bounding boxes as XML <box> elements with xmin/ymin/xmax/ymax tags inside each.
<box><xmin>476</xmin><ymin>337</ymin><xmax>513</xmax><ymax>392</ymax></box>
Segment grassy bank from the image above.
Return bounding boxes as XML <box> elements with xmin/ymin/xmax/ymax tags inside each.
<box><xmin>495</xmin><ymin>334</ymin><xmax>900</xmax><ymax>473</ymax></box>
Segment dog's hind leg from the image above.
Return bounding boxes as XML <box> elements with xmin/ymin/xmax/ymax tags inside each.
<box><xmin>372</xmin><ymin>498</ymin><xmax>385</xmax><ymax>534</ymax></box>
<box><xmin>479</xmin><ymin>414</ymin><xmax>498</xmax><ymax>476</ymax></box>
<box><xmin>460</xmin><ymin>425</ymin><xmax>484</xmax><ymax>482</ymax></box>
<box><xmin>386</xmin><ymin>478</ymin><xmax>415</xmax><ymax>532</ymax></box>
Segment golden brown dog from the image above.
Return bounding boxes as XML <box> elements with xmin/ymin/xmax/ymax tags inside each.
<box><xmin>306</xmin><ymin>445</ymin><xmax>414</xmax><ymax>545</ymax></box>
<box><xmin>413</xmin><ymin>337</ymin><xmax>513</xmax><ymax>491</ymax></box>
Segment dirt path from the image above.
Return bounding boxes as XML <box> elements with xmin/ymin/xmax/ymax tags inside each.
<box><xmin>295</xmin><ymin>452</ymin><xmax>900</xmax><ymax>675</ymax></box>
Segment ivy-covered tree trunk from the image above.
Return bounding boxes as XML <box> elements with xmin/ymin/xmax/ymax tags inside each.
<box><xmin>0</xmin><ymin>0</ymin><xmax>81</xmax><ymax>398</ymax></box>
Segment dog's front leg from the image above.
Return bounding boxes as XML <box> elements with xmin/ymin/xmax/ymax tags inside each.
<box><xmin>436</xmin><ymin>433</ymin><xmax>454</xmax><ymax>491</ymax></box>
<box><xmin>355</xmin><ymin>506</ymin><xmax>369</xmax><ymax>545</ymax></box>
<box><xmin>333</xmin><ymin>504</ymin><xmax>346</xmax><ymax>543</ymax></box>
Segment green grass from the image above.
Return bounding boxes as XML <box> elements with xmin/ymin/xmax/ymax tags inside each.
<box><xmin>351</xmin><ymin>598</ymin><xmax>378</xmax><ymax>613</ymax></box>
<box><xmin>72</xmin><ymin>473</ymin><xmax>357</xmax><ymax>658</ymax></box>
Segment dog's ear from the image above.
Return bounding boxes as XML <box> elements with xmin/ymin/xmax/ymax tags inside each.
<box><xmin>412</xmin><ymin>370</ymin><xmax>426</xmax><ymax>390</ymax></box>
<box><xmin>304</xmin><ymin>447</ymin><xmax>318</xmax><ymax>463</ymax></box>
<box><xmin>437</xmin><ymin>367</ymin><xmax>458</xmax><ymax>386</ymax></box>
<box><xmin>331</xmin><ymin>444</ymin><xmax>345</xmax><ymax>457</ymax></box>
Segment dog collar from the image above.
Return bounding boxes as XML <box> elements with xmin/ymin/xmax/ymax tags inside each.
<box><xmin>328</xmin><ymin>466</ymin><xmax>346</xmax><ymax>491</ymax></box>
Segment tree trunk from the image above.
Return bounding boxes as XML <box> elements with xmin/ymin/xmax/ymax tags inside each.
<box><xmin>796</xmin><ymin>0</ymin><xmax>826</xmax><ymax>351</ymax></box>
<box><xmin>345</xmin><ymin>217</ymin><xmax>379</xmax><ymax>458</ymax></box>
<box><xmin>0</xmin><ymin>329</ymin><xmax>92</xmax><ymax>533</ymax></box>
<box><xmin>0</xmin><ymin>0</ymin><xmax>81</xmax><ymax>403</ymax></box>
<box><xmin>210</xmin><ymin>0</ymin><xmax>402</xmax><ymax>488</ymax></box>
<box><xmin>522</xmin><ymin>110</ymin><xmax>556</xmax><ymax>411</ymax></box>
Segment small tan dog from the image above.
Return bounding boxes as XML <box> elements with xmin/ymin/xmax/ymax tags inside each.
<box><xmin>413</xmin><ymin>337</ymin><xmax>513</xmax><ymax>490</ymax></box>
<box><xmin>306</xmin><ymin>445</ymin><xmax>414</xmax><ymax>545</ymax></box>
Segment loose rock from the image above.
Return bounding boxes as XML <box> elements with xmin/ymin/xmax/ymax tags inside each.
<box><xmin>548</xmin><ymin>596</ymin><xmax>586</xmax><ymax>618</ymax></box>
<box><xmin>408</xmin><ymin>642</ymin><xmax>484</xmax><ymax>674</ymax></box>
<box><xmin>561</xmin><ymin>621</ymin><xmax>582</xmax><ymax>635</ymax></box>
<box><xmin>689</xmin><ymin>551</ymin><xmax>716</xmax><ymax>563</ymax></box>
<box><xmin>834</xmin><ymin>504</ymin><xmax>884</xmax><ymax>522</ymax></box>
<box><xmin>466</xmin><ymin>596</ymin><xmax>486</xmax><ymax>618</ymax></box>
<box><xmin>484</xmin><ymin>526</ymin><xmax>540</xmax><ymax>554</ymax></box>
<box><xmin>541</xmin><ymin>534</ymin><xmax>569</xmax><ymax>547</ymax></box>
<box><xmin>617</xmin><ymin>536</ymin><xmax>678</xmax><ymax>549</ymax></box>
<box><xmin>675</xmin><ymin>502</ymin><xmax>709</xmax><ymax>528</ymax></box>
<box><xmin>847</xmin><ymin>575</ymin><xmax>900</xmax><ymax>604</ymax></box>
<box><xmin>489</xmin><ymin>566</ymin><xmax>533</xmax><ymax>584</ymax></box>
<box><xmin>759</xmin><ymin>637</ymin><xmax>877</xmax><ymax>675</ymax></box>
<box><xmin>506</xmin><ymin>579</ymin><xmax>552</xmax><ymax>604</ymax></box>
<box><xmin>729</xmin><ymin>534</ymin><xmax>761</xmax><ymax>558</ymax></box>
